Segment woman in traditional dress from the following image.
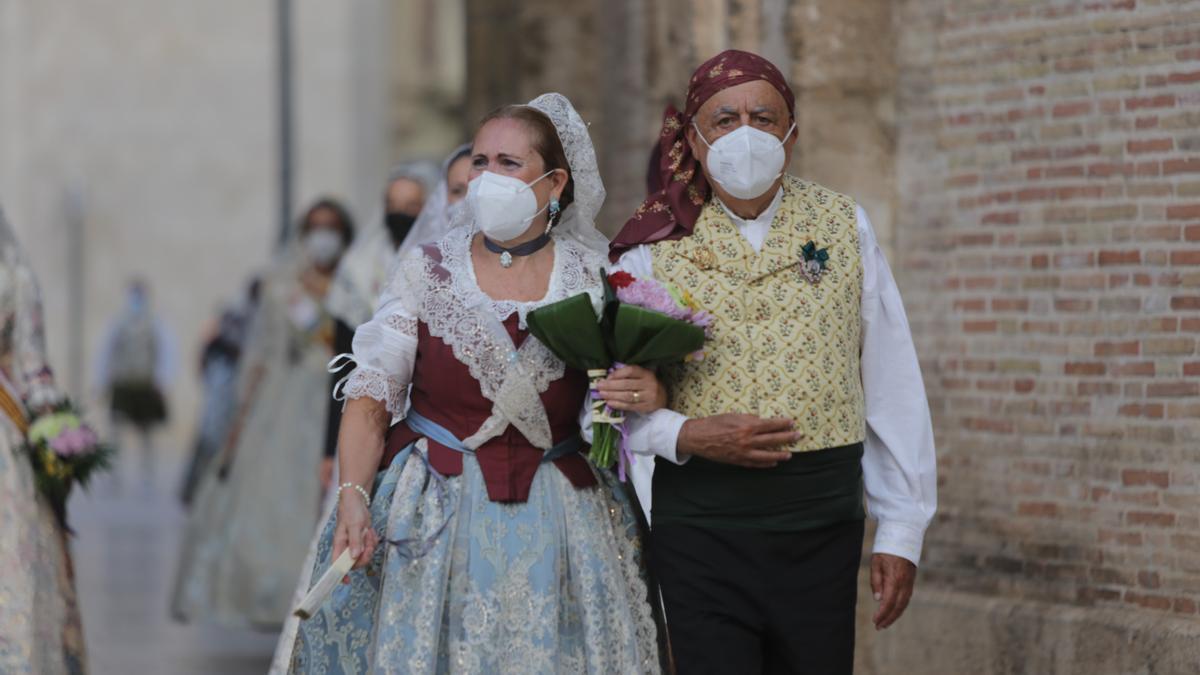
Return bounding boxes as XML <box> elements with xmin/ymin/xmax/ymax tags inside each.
<box><xmin>0</xmin><ymin>207</ymin><xmax>87</xmax><ymax>674</ymax></box>
<box><xmin>178</xmin><ymin>278</ymin><xmax>260</xmax><ymax>505</ymax></box>
<box><xmin>272</xmin><ymin>94</ymin><xmax>661</xmax><ymax>674</ymax></box>
<box><xmin>172</xmin><ymin>200</ymin><xmax>354</xmax><ymax>628</ymax></box>
<box><xmin>321</xmin><ymin>148</ymin><xmax>471</xmax><ymax>489</ymax></box>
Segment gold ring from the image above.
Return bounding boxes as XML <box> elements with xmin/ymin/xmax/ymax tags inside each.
<box><xmin>633</xmin><ymin>391</ymin><xmax>641</xmax><ymax>403</ymax></box>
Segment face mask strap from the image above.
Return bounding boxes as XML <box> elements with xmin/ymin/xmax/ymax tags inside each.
<box><xmin>780</xmin><ymin>121</ymin><xmax>797</xmax><ymax>145</ymax></box>
<box><xmin>522</xmin><ymin>169</ymin><xmax>556</xmax><ymax>191</ymax></box>
<box><xmin>521</xmin><ymin>169</ymin><xmax>558</xmax><ymax>229</ymax></box>
<box><xmin>691</xmin><ymin>120</ymin><xmax>716</xmax><ymax>150</ymax></box>
<box><xmin>524</xmin><ymin>199</ymin><xmax>550</xmax><ymax>227</ymax></box>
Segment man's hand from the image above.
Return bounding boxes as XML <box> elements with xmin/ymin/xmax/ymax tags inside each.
<box><xmin>871</xmin><ymin>553</ymin><xmax>917</xmax><ymax>630</ymax></box>
<box><xmin>676</xmin><ymin>414</ymin><xmax>800</xmax><ymax>468</ymax></box>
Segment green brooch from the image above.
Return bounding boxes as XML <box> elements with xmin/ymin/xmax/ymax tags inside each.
<box><xmin>801</xmin><ymin>240</ymin><xmax>830</xmax><ymax>284</ymax></box>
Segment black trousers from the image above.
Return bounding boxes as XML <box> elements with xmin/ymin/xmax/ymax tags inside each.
<box><xmin>650</xmin><ymin>520</ymin><xmax>865</xmax><ymax>675</ymax></box>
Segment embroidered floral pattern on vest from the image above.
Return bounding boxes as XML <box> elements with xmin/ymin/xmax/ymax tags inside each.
<box><xmin>650</xmin><ymin>176</ymin><xmax>867</xmax><ymax>452</ymax></box>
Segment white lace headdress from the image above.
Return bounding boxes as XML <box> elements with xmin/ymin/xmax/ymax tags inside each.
<box><xmin>397</xmin><ymin>143</ymin><xmax>472</xmax><ymax>259</ymax></box>
<box><xmin>451</xmin><ymin>92</ymin><xmax>609</xmax><ymax>257</ymax></box>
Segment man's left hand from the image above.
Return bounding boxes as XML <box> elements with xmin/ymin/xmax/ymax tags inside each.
<box><xmin>870</xmin><ymin>553</ymin><xmax>916</xmax><ymax>630</ymax></box>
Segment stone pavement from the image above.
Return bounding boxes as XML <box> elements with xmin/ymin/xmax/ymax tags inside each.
<box><xmin>69</xmin><ymin>450</ymin><xmax>278</xmax><ymax>675</ymax></box>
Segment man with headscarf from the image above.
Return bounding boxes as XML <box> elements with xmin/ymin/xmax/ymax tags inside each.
<box><xmin>607</xmin><ymin>50</ymin><xmax>937</xmax><ymax>673</ymax></box>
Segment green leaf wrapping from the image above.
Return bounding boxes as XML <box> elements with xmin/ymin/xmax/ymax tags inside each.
<box><xmin>609</xmin><ymin>305</ymin><xmax>707</xmax><ymax>368</ymax></box>
<box><xmin>525</xmin><ymin>285</ymin><xmax>708</xmax><ymax>472</ymax></box>
<box><xmin>524</xmin><ymin>292</ymin><xmax>611</xmax><ymax>371</ymax></box>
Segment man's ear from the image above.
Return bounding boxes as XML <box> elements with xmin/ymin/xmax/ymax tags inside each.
<box><xmin>784</xmin><ymin>116</ymin><xmax>799</xmax><ymax>147</ymax></box>
<box><xmin>685</xmin><ymin>122</ymin><xmax>700</xmax><ymax>159</ymax></box>
<box><xmin>782</xmin><ymin>116</ymin><xmax>799</xmax><ymax>163</ymax></box>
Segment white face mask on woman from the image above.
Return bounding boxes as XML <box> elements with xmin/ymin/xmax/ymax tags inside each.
<box><xmin>305</xmin><ymin>229</ymin><xmax>345</xmax><ymax>267</ymax></box>
<box><xmin>693</xmin><ymin>121</ymin><xmax>796</xmax><ymax>200</ymax></box>
<box><xmin>466</xmin><ymin>170</ymin><xmax>553</xmax><ymax>242</ymax></box>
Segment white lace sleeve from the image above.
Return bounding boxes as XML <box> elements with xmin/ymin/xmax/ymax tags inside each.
<box><xmin>336</xmin><ymin>248</ymin><xmax>426</xmax><ymax>417</ymax></box>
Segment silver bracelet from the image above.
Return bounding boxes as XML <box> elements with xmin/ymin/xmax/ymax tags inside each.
<box><xmin>337</xmin><ymin>482</ymin><xmax>371</xmax><ymax>509</ymax></box>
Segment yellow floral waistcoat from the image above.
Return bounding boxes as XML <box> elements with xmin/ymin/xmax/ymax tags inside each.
<box><xmin>650</xmin><ymin>175</ymin><xmax>866</xmax><ymax>452</ymax></box>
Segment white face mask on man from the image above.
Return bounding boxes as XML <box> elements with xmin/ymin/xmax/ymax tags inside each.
<box><xmin>693</xmin><ymin>121</ymin><xmax>796</xmax><ymax>200</ymax></box>
<box><xmin>305</xmin><ymin>229</ymin><xmax>345</xmax><ymax>267</ymax></box>
<box><xmin>466</xmin><ymin>170</ymin><xmax>553</xmax><ymax>242</ymax></box>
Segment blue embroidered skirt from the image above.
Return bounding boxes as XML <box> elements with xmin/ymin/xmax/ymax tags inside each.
<box><xmin>274</xmin><ymin>440</ymin><xmax>660</xmax><ymax>674</ymax></box>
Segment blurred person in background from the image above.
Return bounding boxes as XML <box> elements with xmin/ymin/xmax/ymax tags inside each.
<box><xmin>95</xmin><ymin>278</ymin><xmax>176</xmax><ymax>486</ymax></box>
<box><xmin>321</xmin><ymin>146</ymin><xmax>472</xmax><ymax>490</ymax></box>
<box><xmin>0</xmin><ymin>207</ymin><xmax>88</xmax><ymax>675</ymax></box>
<box><xmin>177</xmin><ymin>276</ymin><xmax>261</xmax><ymax>505</ymax></box>
<box><xmin>172</xmin><ymin>198</ymin><xmax>354</xmax><ymax>629</ymax></box>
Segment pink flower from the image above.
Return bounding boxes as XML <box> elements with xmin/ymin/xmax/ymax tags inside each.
<box><xmin>616</xmin><ymin>280</ymin><xmax>682</xmax><ymax>319</ymax></box>
<box><xmin>49</xmin><ymin>426</ymin><xmax>98</xmax><ymax>457</ymax></box>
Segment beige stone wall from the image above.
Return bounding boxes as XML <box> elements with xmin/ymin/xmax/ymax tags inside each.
<box><xmin>0</xmin><ymin>1</ymin><xmax>462</xmax><ymax>452</ymax></box>
<box><xmin>0</xmin><ymin>2</ymin><xmax>279</xmax><ymax>450</ymax></box>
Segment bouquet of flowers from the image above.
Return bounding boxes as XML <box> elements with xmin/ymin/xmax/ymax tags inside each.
<box><xmin>24</xmin><ymin>402</ymin><xmax>113</xmax><ymax>531</ymax></box>
<box><xmin>526</xmin><ymin>270</ymin><xmax>711</xmax><ymax>477</ymax></box>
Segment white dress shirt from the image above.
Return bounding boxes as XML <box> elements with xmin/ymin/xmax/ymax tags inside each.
<box><xmin>591</xmin><ymin>188</ymin><xmax>938</xmax><ymax>566</ymax></box>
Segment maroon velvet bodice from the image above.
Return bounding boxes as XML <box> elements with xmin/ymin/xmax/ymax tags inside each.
<box><xmin>382</xmin><ymin>315</ymin><xmax>596</xmax><ymax>503</ymax></box>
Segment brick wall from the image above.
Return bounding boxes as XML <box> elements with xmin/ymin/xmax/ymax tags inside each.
<box><xmin>463</xmin><ymin>0</ymin><xmax>1200</xmax><ymax>669</ymax></box>
<box><xmin>894</xmin><ymin>0</ymin><xmax>1200</xmax><ymax>636</ymax></box>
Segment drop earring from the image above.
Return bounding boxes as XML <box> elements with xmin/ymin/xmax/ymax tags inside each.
<box><xmin>546</xmin><ymin>198</ymin><xmax>561</xmax><ymax>234</ymax></box>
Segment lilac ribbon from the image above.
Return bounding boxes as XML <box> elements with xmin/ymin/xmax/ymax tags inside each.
<box><xmin>607</xmin><ymin>362</ymin><xmax>635</xmax><ymax>482</ymax></box>
<box><xmin>616</xmin><ymin>419</ymin><xmax>633</xmax><ymax>483</ymax></box>
<box><xmin>585</xmin><ymin>363</ymin><xmax>639</xmax><ymax>481</ymax></box>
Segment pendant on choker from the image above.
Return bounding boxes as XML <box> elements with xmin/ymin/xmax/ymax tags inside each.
<box><xmin>483</xmin><ymin>232</ymin><xmax>552</xmax><ymax>269</ymax></box>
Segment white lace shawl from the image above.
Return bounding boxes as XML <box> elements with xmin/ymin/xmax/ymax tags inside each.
<box><xmin>338</xmin><ymin>225</ymin><xmax>606</xmax><ymax>450</ymax></box>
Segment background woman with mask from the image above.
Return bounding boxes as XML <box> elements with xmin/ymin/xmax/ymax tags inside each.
<box><xmin>320</xmin><ymin>149</ymin><xmax>472</xmax><ymax>489</ymax></box>
<box><xmin>272</xmin><ymin>94</ymin><xmax>661</xmax><ymax>674</ymax></box>
<box><xmin>323</xmin><ymin>165</ymin><xmax>432</xmax><ymax>341</ymax></box>
<box><xmin>172</xmin><ymin>199</ymin><xmax>354</xmax><ymax>629</ymax></box>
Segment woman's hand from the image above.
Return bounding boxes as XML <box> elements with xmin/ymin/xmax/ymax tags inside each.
<box><xmin>332</xmin><ymin>491</ymin><xmax>379</xmax><ymax>571</ymax></box>
<box><xmin>595</xmin><ymin>365</ymin><xmax>668</xmax><ymax>415</ymax></box>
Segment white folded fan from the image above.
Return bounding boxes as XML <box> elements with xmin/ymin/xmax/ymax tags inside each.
<box><xmin>293</xmin><ymin>549</ymin><xmax>355</xmax><ymax>620</ymax></box>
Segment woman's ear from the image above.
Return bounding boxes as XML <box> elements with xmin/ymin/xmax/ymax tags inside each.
<box><xmin>550</xmin><ymin>168</ymin><xmax>569</xmax><ymax>200</ymax></box>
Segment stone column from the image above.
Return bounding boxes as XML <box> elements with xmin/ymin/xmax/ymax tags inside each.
<box><xmin>787</xmin><ymin>0</ymin><xmax>897</xmax><ymax>249</ymax></box>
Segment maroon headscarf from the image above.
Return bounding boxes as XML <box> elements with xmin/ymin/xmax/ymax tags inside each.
<box><xmin>609</xmin><ymin>49</ymin><xmax>796</xmax><ymax>262</ymax></box>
